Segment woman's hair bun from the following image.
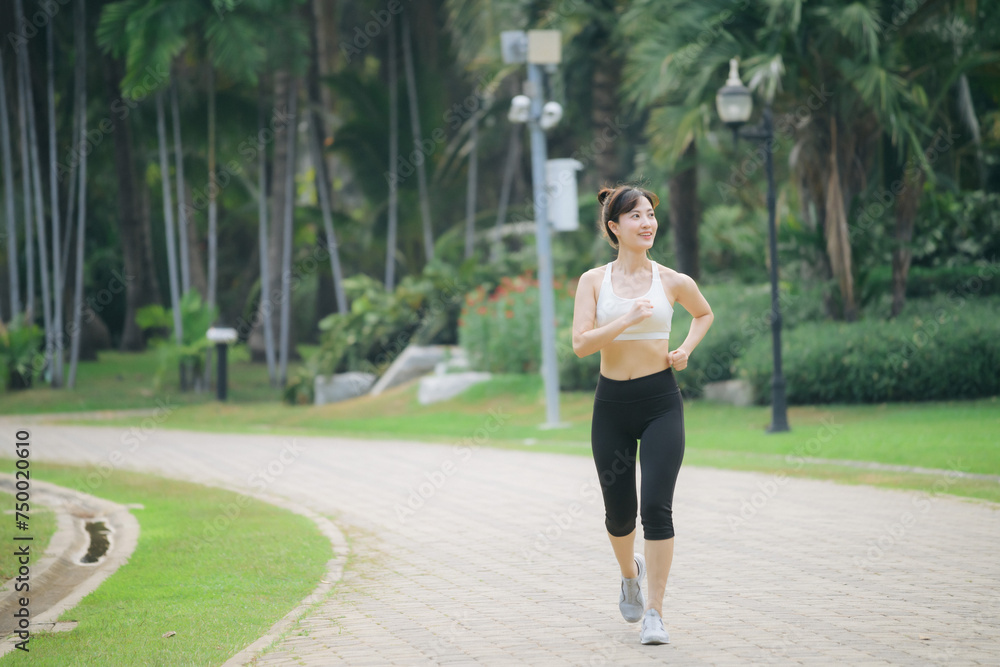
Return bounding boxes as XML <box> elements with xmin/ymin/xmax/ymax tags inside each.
<box><xmin>597</xmin><ymin>187</ymin><xmax>614</xmax><ymax>206</ymax></box>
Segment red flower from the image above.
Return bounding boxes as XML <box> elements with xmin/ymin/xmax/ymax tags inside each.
<box><xmin>505</xmin><ymin>310</ymin><xmax>514</xmax><ymax>319</ymax></box>
<box><xmin>477</xmin><ymin>306</ymin><xmax>488</xmax><ymax>315</ymax></box>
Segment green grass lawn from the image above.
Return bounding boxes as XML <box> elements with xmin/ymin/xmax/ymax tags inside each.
<box><xmin>0</xmin><ymin>490</ymin><xmax>56</xmax><ymax>581</ymax></box>
<box><xmin>6</xmin><ymin>348</ymin><xmax>999</xmax><ymax>503</ymax></box>
<box><xmin>0</xmin><ymin>347</ymin><xmax>295</xmax><ymax>415</ymax></box>
<box><xmin>0</xmin><ymin>461</ymin><xmax>331</xmax><ymax>667</ymax></box>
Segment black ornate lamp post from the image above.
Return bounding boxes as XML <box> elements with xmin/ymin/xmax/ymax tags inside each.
<box><xmin>715</xmin><ymin>59</ymin><xmax>789</xmax><ymax>433</ymax></box>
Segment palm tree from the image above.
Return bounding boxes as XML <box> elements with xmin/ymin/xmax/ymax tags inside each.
<box><xmin>0</xmin><ymin>48</ymin><xmax>20</xmax><ymax>320</ymax></box>
<box><xmin>277</xmin><ymin>77</ymin><xmax>297</xmax><ymax>387</ymax></box>
<box><xmin>47</xmin><ymin>19</ymin><xmax>64</xmax><ymax>386</ymax></box>
<box><xmin>154</xmin><ymin>90</ymin><xmax>184</xmax><ymax>345</ymax></box>
<box><xmin>13</xmin><ymin>4</ymin><xmax>34</xmax><ymax>323</ymax></box>
<box><xmin>67</xmin><ymin>0</ymin><xmax>89</xmax><ymax>389</ymax></box>
<box><xmin>621</xmin><ymin>0</ymin><xmax>990</xmax><ymax>320</ymax></box>
<box><xmin>255</xmin><ymin>81</ymin><xmax>277</xmax><ymax>385</ymax></box>
<box><xmin>305</xmin><ymin>0</ymin><xmax>346</xmax><ymax>313</ymax></box>
<box><xmin>401</xmin><ymin>11</ymin><xmax>434</xmax><ymax>262</ymax></box>
<box><xmin>385</xmin><ymin>15</ymin><xmax>400</xmax><ymax>290</ymax></box>
<box><xmin>169</xmin><ymin>78</ymin><xmax>192</xmax><ymax>296</ymax></box>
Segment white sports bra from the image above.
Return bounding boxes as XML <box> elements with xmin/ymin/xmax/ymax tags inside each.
<box><xmin>594</xmin><ymin>261</ymin><xmax>673</xmax><ymax>341</ymax></box>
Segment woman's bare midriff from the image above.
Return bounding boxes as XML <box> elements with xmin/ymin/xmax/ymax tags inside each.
<box><xmin>599</xmin><ymin>338</ymin><xmax>672</xmax><ymax>380</ymax></box>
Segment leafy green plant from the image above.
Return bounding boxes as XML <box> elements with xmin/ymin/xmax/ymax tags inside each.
<box><xmin>737</xmin><ymin>296</ymin><xmax>1000</xmax><ymax>404</ymax></box>
<box><xmin>0</xmin><ymin>316</ymin><xmax>44</xmax><ymax>390</ymax></box>
<box><xmin>136</xmin><ymin>291</ymin><xmax>219</xmax><ymax>391</ymax></box>
<box><xmin>458</xmin><ymin>271</ymin><xmax>583</xmax><ymax>379</ymax></box>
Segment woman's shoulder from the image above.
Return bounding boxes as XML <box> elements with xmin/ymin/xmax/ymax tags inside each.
<box><xmin>576</xmin><ymin>265</ymin><xmax>608</xmax><ymax>292</ymax></box>
<box><xmin>654</xmin><ymin>262</ymin><xmax>696</xmax><ymax>289</ymax></box>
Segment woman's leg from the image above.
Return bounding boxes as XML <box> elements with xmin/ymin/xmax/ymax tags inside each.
<box><xmin>591</xmin><ymin>396</ymin><xmax>641</xmax><ymax>578</ymax></box>
<box><xmin>644</xmin><ymin>538</ymin><xmax>674</xmax><ymax>615</ymax></box>
<box><xmin>609</xmin><ymin>530</ymin><xmax>639</xmax><ymax>578</ymax></box>
<box><xmin>638</xmin><ymin>390</ymin><xmax>685</xmax><ymax>615</ymax></box>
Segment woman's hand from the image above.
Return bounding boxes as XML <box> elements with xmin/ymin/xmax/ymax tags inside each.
<box><xmin>667</xmin><ymin>348</ymin><xmax>689</xmax><ymax>371</ymax></box>
<box><xmin>624</xmin><ymin>298</ymin><xmax>653</xmax><ymax>327</ymax></box>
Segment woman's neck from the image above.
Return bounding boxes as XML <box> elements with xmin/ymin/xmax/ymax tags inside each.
<box><xmin>614</xmin><ymin>249</ymin><xmax>650</xmax><ymax>275</ymax></box>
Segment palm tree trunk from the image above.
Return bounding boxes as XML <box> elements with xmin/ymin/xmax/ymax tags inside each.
<box><xmin>278</xmin><ymin>78</ymin><xmax>298</xmax><ymax>387</ymax></box>
<box><xmin>0</xmin><ymin>48</ymin><xmax>20</xmax><ymax>319</ymax></box>
<box><xmin>60</xmin><ymin>48</ymin><xmax>82</xmax><ymax>298</ymax></box>
<box><xmin>402</xmin><ymin>13</ymin><xmax>434</xmax><ymax>263</ymax></box>
<box><xmin>256</xmin><ymin>81</ymin><xmax>277</xmax><ymax>385</ymax></box>
<box><xmin>66</xmin><ymin>0</ymin><xmax>87</xmax><ymax>389</ymax></box>
<box><xmin>591</xmin><ymin>53</ymin><xmax>624</xmax><ymax>187</ymax></box>
<box><xmin>170</xmin><ymin>78</ymin><xmax>191</xmax><ymax>296</ymax></box>
<box><xmin>492</xmin><ymin>125</ymin><xmax>521</xmax><ymax>262</ymax></box>
<box><xmin>22</xmin><ymin>48</ymin><xmax>55</xmax><ymax>381</ymax></box>
<box><xmin>305</xmin><ymin>9</ymin><xmax>346</xmax><ymax>313</ymax></box>
<box><xmin>464</xmin><ymin>109</ymin><xmax>479</xmax><ymax>260</ymax></box>
<box><xmin>668</xmin><ymin>139</ymin><xmax>700</xmax><ymax>280</ymax></box>
<box><xmin>385</xmin><ymin>15</ymin><xmax>399</xmax><ymax>290</ymax></box>
<box><xmin>824</xmin><ymin>118</ymin><xmax>857</xmax><ymax>321</ymax></box>
<box><xmin>47</xmin><ymin>20</ymin><xmax>64</xmax><ymax>385</ymax></box>
<box><xmin>155</xmin><ymin>90</ymin><xmax>184</xmax><ymax>345</ymax></box>
<box><xmin>14</xmin><ymin>4</ymin><xmax>35</xmax><ymax>322</ymax></box>
<box><xmin>891</xmin><ymin>164</ymin><xmax>925</xmax><ymax>317</ymax></box>
<box><xmin>103</xmin><ymin>53</ymin><xmax>161</xmax><ymax>351</ymax></box>
<box><xmin>207</xmin><ymin>57</ymin><xmax>218</xmax><ymax>311</ymax></box>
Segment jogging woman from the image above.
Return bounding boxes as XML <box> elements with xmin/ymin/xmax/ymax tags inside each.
<box><xmin>571</xmin><ymin>185</ymin><xmax>713</xmax><ymax>645</ymax></box>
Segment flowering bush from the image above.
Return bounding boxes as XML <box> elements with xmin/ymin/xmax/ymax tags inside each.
<box><xmin>459</xmin><ymin>271</ymin><xmax>599</xmax><ymax>389</ymax></box>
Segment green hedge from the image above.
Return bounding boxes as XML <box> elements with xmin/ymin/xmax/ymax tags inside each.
<box><xmin>736</xmin><ymin>297</ymin><xmax>1000</xmax><ymax>404</ymax></box>
<box><xmin>862</xmin><ymin>263</ymin><xmax>1000</xmax><ymax>300</ymax></box>
<box><xmin>670</xmin><ymin>282</ymin><xmax>826</xmax><ymax>397</ymax></box>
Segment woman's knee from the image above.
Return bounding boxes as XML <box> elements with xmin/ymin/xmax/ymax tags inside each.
<box><xmin>640</xmin><ymin>503</ymin><xmax>675</xmax><ymax>540</ymax></box>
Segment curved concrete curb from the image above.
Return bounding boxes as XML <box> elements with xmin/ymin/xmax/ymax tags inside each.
<box><xmin>0</xmin><ymin>475</ymin><xmax>140</xmax><ymax>657</ymax></box>
<box><xmin>218</xmin><ymin>488</ymin><xmax>349</xmax><ymax>667</ymax></box>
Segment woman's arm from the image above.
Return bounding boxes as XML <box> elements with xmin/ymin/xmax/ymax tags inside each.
<box><xmin>572</xmin><ymin>270</ymin><xmax>653</xmax><ymax>358</ymax></box>
<box><xmin>667</xmin><ymin>274</ymin><xmax>714</xmax><ymax>371</ymax></box>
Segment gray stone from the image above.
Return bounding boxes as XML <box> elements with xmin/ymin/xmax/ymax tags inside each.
<box><xmin>314</xmin><ymin>372</ymin><xmax>376</xmax><ymax>405</ymax></box>
<box><xmin>417</xmin><ymin>372</ymin><xmax>492</xmax><ymax>405</ymax></box>
<box><xmin>703</xmin><ymin>378</ymin><xmax>754</xmax><ymax>406</ymax></box>
<box><xmin>369</xmin><ymin>345</ymin><xmax>448</xmax><ymax>396</ymax></box>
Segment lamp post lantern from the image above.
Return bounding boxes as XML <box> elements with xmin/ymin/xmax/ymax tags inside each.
<box><xmin>716</xmin><ymin>59</ymin><xmax>789</xmax><ymax>433</ymax></box>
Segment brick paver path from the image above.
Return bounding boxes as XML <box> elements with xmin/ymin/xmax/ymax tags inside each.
<box><xmin>11</xmin><ymin>421</ymin><xmax>1000</xmax><ymax>665</ymax></box>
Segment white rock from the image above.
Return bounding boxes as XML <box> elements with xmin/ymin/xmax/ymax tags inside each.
<box><xmin>314</xmin><ymin>372</ymin><xmax>376</xmax><ymax>405</ymax></box>
<box><xmin>702</xmin><ymin>379</ymin><xmax>754</xmax><ymax>407</ymax></box>
<box><xmin>370</xmin><ymin>345</ymin><xmax>450</xmax><ymax>396</ymax></box>
<box><xmin>418</xmin><ymin>372</ymin><xmax>493</xmax><ymax>405</ymax></box>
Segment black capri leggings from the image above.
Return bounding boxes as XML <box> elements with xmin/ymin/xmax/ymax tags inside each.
<box><xmin>591</xmin><ymin>367</ymin><xmax>684</xmax><ymax>541</ymax></box>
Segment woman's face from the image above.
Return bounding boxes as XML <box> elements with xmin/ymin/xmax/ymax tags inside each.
<box><xmin>611</xmin><ymin>196</ymin><xmax>657</xmax><ymax>250</ymax></box>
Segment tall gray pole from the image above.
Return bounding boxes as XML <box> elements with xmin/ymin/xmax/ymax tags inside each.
<box><xmin>527</xmin><ymin>63</ymin><xmax>561</xmax><ymax>427</ymax></box>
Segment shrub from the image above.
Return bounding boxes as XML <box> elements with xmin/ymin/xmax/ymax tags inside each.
<box><xmin>671</xmin><ymin>282</ymin><xmax>826</xmax><ymax>397</ymax></box>
<box><xmin>0</xmin><ymin>316</ymin><xmax>43</xmax><ymax>390</ymax></box>
<box><xmin>736</xmin><ymin>296</ymin><xmax>1000</xmax><ymax>404</ymax></box>
<box><xmin>460</xmin><ymin>271</ymin><xmax>573</xmax><ymax>372</ymax></box>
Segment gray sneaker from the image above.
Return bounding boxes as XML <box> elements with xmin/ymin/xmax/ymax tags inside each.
<box><xmin>618</xmin><ymin>553</ymin><xmax>645</xmax><ymax>623</ymax></box>
<box><xmin>640</xmin><ymin>608</ymin><xmax>670</xmax><ymax>644</ymax></box>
